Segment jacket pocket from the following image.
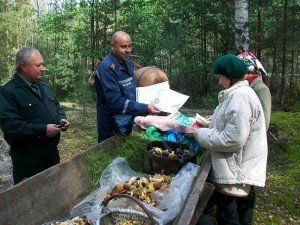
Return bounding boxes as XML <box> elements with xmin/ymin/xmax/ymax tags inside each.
<box><xmin>113</xmin><ymin>114</ymin><xmax>134</xmax><ymax>135</ymax></box>
<box><xmin>19</xmin><ymin>100</ymin><xmax>40</xmax><ymax>120</ymax></box>
<box><xmin>118</xmin><ymin>77</ymin><xmax>136</xmax><ymax>100</ymax></box>
<box><xmin>45</xmin><ymin>94</ymin><xmax>59</xmax><ymax>122</ymax></box>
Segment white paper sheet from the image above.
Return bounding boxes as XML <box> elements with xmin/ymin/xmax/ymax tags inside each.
<box><xmin>151</xmin><ymin>88</ymin><xmax>189</xmax><ymax>113</ymax></box>
<box><xmin>136</xmin><ymin>81</ymin><xmax>189</xmax><ymax>113</ymax></box>
<box><xmin>136</xmin><ymin>81</ymin><xmax>170</xmax><ymax>104</ymax></box>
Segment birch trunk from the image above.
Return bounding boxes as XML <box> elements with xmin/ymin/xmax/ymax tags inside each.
<box><xmin>235</xmin><ymin>0</ymin><xmax>249</xmax><ymax>53</ymax></box>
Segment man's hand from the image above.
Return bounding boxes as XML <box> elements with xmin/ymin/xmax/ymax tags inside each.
<box><xmin>46</xmin><ymin>124</ymin><xmax>61</xmax><ymax>137</ymax></box>
<box><xmin>59</xmin><ymin>119</ymin><xmax>70</xmax><ymax>132</ymax></box>
<box><xmin>147</xmin><ymin>104</ymin><xmax>161</xmax><ymax>115</ymax></box>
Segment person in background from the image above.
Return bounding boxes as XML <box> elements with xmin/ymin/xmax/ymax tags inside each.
<box><xmin>88</xmin><ymin>57</ymin><xmax>103</xmax><ymax>87</ymax></box>
<box><xmin>95</xmin><ymin>30</ymin><xmax>161</xmax><ymax>143</ymax></box>
<box><xmin>0</xmin><ymin>47</ymin><xmax>69</xmax><ymax>184</ymax></box>
<box><xmin>235</xmin><ymin>51</ymin><xmax>272</xmax><ymax>224</ymax></box>
<box><xmin>238</xmin><ymin>51</ymin><xmax>271</xmax><ymax>130</ymax></box>
<box><xmin>194</xmin><ymin>54</ymin><xmax>268</xmax><ymax>225</ymax></box>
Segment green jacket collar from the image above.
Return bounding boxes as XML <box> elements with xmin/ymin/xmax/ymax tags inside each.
<box><xmin>14</xmin><ymin>73</ymin><xmax>31</xmax><ymax>87</ymax></box>
<box><xmin>13</xmin><ymin>73</ymin><xmax>33</xmax><ymax>88</ymax></box>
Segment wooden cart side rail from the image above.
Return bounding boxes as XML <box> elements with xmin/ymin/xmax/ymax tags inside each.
<box><xmin>190</xmin><ymin>182</ymin><xmax>215</xmax><ymax>225</ymax></box>
<box><xmin>0</xmin><ymin>136</ymin><xmax>119</xmax><ymax>225</ymax></box>
<box><xmin>172</xmin><ymin>152</ymin><xmax>212</xmax><ymax>225</ymax></box>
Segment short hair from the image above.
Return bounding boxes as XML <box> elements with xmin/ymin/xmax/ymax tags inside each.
<box><xmin>111</xmin><ymin>31</ymin><xmax>130</xmax><ymax>43</ymax></box>
<box><xmin>16</xmin><ymin>47</ymin><xmax>40</xmax><ymax>72</ymax></box>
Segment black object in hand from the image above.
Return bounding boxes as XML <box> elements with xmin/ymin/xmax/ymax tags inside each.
<box><xmin>58</xmin><ymin>121</ymin><xmax>66</xmax><ymax>128</ymax></box>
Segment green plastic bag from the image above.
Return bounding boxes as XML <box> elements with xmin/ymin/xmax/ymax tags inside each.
<box><xmin>145</xmin><ymin>126</ymin><xmax>164</xmax><ymax>141</ymax></box>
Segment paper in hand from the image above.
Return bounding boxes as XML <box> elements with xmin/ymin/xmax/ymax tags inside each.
<box><xmin>136</xmin><ymin>81</ymin><xmax>170</xmax><ymax>104</ymax></box>
<box><xmin>151</xmin><ymin>88</ymin><xmax>189</xmax><ymax>113</ymax></box>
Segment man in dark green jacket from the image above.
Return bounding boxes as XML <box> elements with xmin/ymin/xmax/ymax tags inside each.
<box><xmin>0</xmin><ymin>47</ymin><xmax>70</xmax><ymax>184</ymax></box>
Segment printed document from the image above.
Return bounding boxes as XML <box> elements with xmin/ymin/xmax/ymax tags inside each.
<box><xmin>136</xmin><ymin>82</ymin><xmax>189</xmax><ymax>113</ymax></box>
<box><xmin>136</xmin><ymin>81</ymin><xmax>170</xmax><ymax>104</ymax></box>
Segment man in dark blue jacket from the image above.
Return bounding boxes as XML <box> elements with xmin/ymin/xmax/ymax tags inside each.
<box><xmin>0</xmin><ymin>47</ymin><xmax>69</xmax><ymax>184</ymax></box>
<box><xmin>95</xmin><ymin>31</ymin><xmax>161</xmax><ymax>142</ymax></box>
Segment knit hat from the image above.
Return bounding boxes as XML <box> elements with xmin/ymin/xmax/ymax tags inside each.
<box><xmin>213</xmin><ymin>54</ymin><xmax>246</xmax><ymax>78</ymax></box>
<box><xmin>237</xmin><ymin>51</ymin><xmax>267</xmax><ymax>75</ymax></box>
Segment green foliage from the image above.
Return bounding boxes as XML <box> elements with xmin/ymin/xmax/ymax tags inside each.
<box><xmin>291</xmin><ymin>101</ymin><xmax>300</xmax><ymax>112</ymax></box>
<box><xmin>184</xmin><ymin>92</ymin><xmax>219</xmax><ymax>109</ymax></box>
<box><xmin>0</xmin><ymin>0</ymin><xmax>36</xmax><ymax>83</ymax></box>
<box><xmin>198</xmin><ymin>93</ymin><xmax>219</xmax><ymax>109</ymax></box>
<box><xmin>0</xmin><ymin>0</ymin><xmax>299</xmax><ymax>105</ymax></box>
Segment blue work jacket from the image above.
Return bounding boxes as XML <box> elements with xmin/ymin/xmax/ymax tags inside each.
<box><xmin>95</xmin><ymin>52</ymin><xmax>148</xmax><ymax>142</ymax></box>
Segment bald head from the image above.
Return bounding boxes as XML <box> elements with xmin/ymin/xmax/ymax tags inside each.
<box><xmin>111</xmin><ymin>31</ymin><xmax>130</xmax><ymax>43</ymax></box>
<box><xmin>111</xmin><ymin>31</ymin><xmax>132</xmax><ymax>63</ymax></box>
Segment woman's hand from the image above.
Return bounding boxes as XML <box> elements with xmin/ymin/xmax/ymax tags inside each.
<box><xmin>195</xmin><ymin>119</ymin><xmax>210</xmax><ymax>128</ymax></box>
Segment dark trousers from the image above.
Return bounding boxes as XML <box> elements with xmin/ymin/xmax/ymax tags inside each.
<box><xmin>98</xmin><ymin>133</ymin><xmax>114</xmax><ymax>143</ymax></box>
<box><xmin>197</xmin><ymin>187</ymin><xmax>255</xmax><ymax>225</ymax></box>
<box><xmin>11</xmin><ymin>151</ymin><xmax>60</xmax><ymax>184</ymax></box>
<box><xmin>236</xmin><ymin>186</ymin><xmax>255</xmax><ymax>225</ymax></box>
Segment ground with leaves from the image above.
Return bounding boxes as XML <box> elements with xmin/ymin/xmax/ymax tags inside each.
<box><xmin>0</xmin><ymin>105</ymin><xmax>299</xmax><ymax>224</ymax></box>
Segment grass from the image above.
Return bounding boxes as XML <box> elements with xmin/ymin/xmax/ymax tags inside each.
<box><xmin>254</xmin><ymin>110</ymin><xmax>300</xmax><ymax>224</ymax></box>
<box><xmin>58</xmin><ymin>106</ymin><xmax>98</xmax><ymax>161</ymax></box>
<box><xmin>86</xmin><ymin>134</ymin><xmax>148</xmax><ymax>192</ymax></box>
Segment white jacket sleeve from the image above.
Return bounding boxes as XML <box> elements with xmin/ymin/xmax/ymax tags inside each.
<box><xmin>195</xmin><ymin>93</ymin><xmax>252</xmax><ymax>152</ymax></box>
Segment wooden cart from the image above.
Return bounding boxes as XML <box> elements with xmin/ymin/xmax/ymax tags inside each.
<box><xmin>0</xmin><ymin>136</ymin><xmax>214</xmax><ymax>225</ymax></box>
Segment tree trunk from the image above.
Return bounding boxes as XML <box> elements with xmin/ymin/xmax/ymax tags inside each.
<box><xmin>289</xmin><ymin>0</ymin><xmax>297</xmax><ymax>99</ymax></box>
<box><xmin>235</xmin><ymin>0</ymin><xmax>249</xmax><ymax>53</ymax></box>
<box><xmin>256</xmin><ymin>0</ymin><xmax>263</xmax><ymax>59</ymax></box>
<box><xmin>202</xmin><ymin>20</ymin><xmax>209</xmax><ymax>94</ymax></box>
<box><xmin>296</xmin><ymin>50</ymin><xmax>300</xmax><ymax>99</ymax></box>
<box><xmin>90</xmin><ymin>0</ymin><xmax>95</xmax><ymax>70</ymax></box>
<box><xmin>95</xmin><ymin>0</ymin><xmax>99</xmax><ymax>56</ymax></box>
<box><xmin>270</xmin><ymin>45</ymin><xmax>277</xmax><ymax>94</ymax></box>
<box><xmin>280</xmin><ymin>0</ymin><xmax>288</xmax><ymax>105</ymax></box>
<box><xmin>289</xmin><ymin>50</ymin><xmax>294</xmax><ymax>96</ymax></box>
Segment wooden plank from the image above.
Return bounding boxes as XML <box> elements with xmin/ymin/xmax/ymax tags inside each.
<box><xmin>0</xmin><ymin>136</ymin><xmax>119</xmax><ymax>225</ymax></box>
<box><xmin>190</xmin><ymin>182</ymin><xmax>215</xmax><ymax>225</ymax></box>
<box><xmin>172</xmin><ymin>152</ymin><xmax>212</xmax><ymax>225</ymax></box>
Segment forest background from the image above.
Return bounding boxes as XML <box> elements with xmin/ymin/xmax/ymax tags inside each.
<box><xmin>0</xmin><ymin>0</ymin><xmax>299</xmax><ymax>109</ymax></box>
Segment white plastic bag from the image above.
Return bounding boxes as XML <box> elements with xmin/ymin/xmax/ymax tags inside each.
<box><xmin>70</xmin><ymin>157</ymin><xmax>200</xmax><ymax>224</ymax></box>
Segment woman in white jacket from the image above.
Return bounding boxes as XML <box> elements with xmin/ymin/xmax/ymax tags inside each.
<box><xmin>195</xmin><ymin>54</ymin><xmax>268</xmax><ymax>225</ymax></box>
